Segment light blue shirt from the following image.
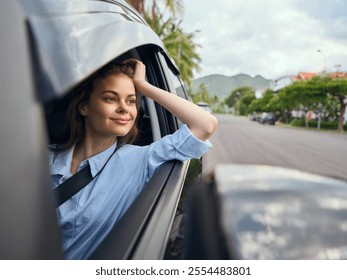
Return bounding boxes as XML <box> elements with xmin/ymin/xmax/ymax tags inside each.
<box><xmin>50</xmin><ymin>124</ymin><xmax>212</xmax><ymax>259</ymax></box>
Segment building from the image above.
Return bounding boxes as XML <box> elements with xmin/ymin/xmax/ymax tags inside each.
<box><xmin>293</xmin><ymin>72</ymin><xmax>318</xmax><ymax>81</ymax></box>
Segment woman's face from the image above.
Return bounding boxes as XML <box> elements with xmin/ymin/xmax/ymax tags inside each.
<box><xmin>80</xmin><ymin>73</ymin><xmax>138</xmax><ymax>140</ymax></box>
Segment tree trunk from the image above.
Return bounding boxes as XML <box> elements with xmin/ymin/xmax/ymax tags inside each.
<box><xmin>127</xmin><ymin>0</ymin><xmax>145</xmax><ymax>16</ymax></box>
<box><xmin>337</xmin><ymin>96</ymin><xmax>346</xmax><ymax>132</ymax></box>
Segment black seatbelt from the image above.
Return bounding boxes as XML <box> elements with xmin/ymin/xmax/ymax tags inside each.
<box><xmin>54</xmin><ymin>165</ymin><xmax>93</xmax><ymax>207</ymax></box>
<box><xmin>54</xmin><ymin>145</ymin><xmax>118</xmax><ymax>207</ymax></box>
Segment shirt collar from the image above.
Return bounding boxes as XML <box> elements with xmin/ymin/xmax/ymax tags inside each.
<box><xmin>87</xmin><ymin>142</ymin><xmax>117</xmax><ymax>177</ymax></box>
<box><xmin>50</xmin><ymin>142</ymin><xmax>118</xmax><ymax>178</ymax></box>
<box><xmin>50</xmin><ymin>147</ymin><xmax>74</xmax><ymax>177</ymax></box>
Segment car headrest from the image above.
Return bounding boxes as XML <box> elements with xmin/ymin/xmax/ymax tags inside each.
<box><xmin>45</xmin><ymin>95</ymin><xmax>71</xmax><ymax>145</ymax></box>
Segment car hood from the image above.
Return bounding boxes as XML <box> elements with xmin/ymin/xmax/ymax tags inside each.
<box><xmin>214</xmin><ymin>164</ymin><xmax>347</xmax><ymax>259</ymax></box>
<box><xmin>21</xmin><ymin>0</ymin><xmax>164</xmax><ymax>101</ymax></box>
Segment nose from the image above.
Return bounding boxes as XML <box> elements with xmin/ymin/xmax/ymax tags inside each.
<box><xmin>116</xmin><ymin>101</ymin><xmax>128</xmax><ymax>114</ymax></box>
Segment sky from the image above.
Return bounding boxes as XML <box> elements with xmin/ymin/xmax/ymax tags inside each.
<box><xmin>179</xmin><ymin>0</ymin><xmax>347</xmax><ymax>80</ymax></box>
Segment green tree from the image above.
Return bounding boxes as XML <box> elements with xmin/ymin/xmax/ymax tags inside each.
<box><xmin>323</xmin><ymin>94</ymin><xmax>340</xmax><ymax>121</ymax></box>
<box><xmin>237</xmin><ymin>92</ymin><xmax>257</xmax><ymax>116</ymax></box>
<box><xmin>225</xmin><ymin>86</ymin><xmax>254</xmax><ymax>108</ymax></box>
<box><xmin>161</xmin><ymin>20</ymin><xmax>201</xmax><ymax>87</ymax></box>
<box><xmin>278</xmin><ymin>77</ymin><xmax>347</xmax><ymax>131</ymax></box>
<box><xmin>191</xmin><ymin>83</ymin><xmax>209</xmax><ymax>103</ymax></box>
<box><xmin>128</xmin><ymin>0</ymin><xmax>183</xmax><ymax>17</ymax></box>
<box><xmin>190</xmin><ymin>84</ymin><xmax>223</xmax><ymax>113</ymax></box>
<box><xmin>323</xmin><ymin>78</ymin><xmax>347</xmax><ymax>131</ymax></box>
<box><xmin>284</xmin><ymin>77</ymin><xmax>326</xmax><ymax>108</ymax></box>
<box><xmin>249</xmin><ymin>89</ymin><xmax>275</xmax><ymax>113</ymax></box>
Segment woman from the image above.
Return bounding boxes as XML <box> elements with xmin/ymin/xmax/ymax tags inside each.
<box><xmin>50</xmin><ymin>59</ymin><xmax>218</xmax><ymax>259</ymax></box>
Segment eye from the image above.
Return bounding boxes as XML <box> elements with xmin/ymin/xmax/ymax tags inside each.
<box><xmin>127</xmin><ymin>98</ymin><xmax>136</xmax><ymax>105</ymax></box>
<box><xmin>104</xmin><ymin>97</ymin><xmax>116</xmax><ymax>103</ymax></box>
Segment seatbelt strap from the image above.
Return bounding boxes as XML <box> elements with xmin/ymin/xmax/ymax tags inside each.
<box><xmin>54</xmin><ymin>145</ymin><xmax>118</xmax><ymax>207</ymax></box>
<box><xmin>54</xmin><ymin>165</ymin><xmax>93</xmax><ymax>207</ymax></box>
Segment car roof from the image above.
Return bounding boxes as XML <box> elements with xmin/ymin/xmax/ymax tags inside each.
<box><xmin>22</xmin><ymin>0</ymin><xmax>165</xmax><ymax>101</ymax></box>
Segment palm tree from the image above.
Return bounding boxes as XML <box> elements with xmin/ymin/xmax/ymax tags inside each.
<box><xmin>128</xmin><ymin>0</ymin><xmax>183</xmax><ymax>17</ymax></box>
<box><xmin>127</xmin><ymin>0</ymin><xmax>145</xmax><ymax>15</ymax></box>
<box><xmin>127</xmin><ymin>1</ymin><xmax>201</xmax><ymax>85</ymax></box>
<box><xmin>145</xmin><ymin>11</ymin><xmax>201</xmax><ymax>86</ymax></box>
<box><xmin>128</xmin><ymin>0</ymin><xmax>200</xmax><ymax>86</ymax></box>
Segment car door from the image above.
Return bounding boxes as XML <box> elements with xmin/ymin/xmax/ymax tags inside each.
<box><xmin>0</xmin><ymin>0</ymin><xmax>63</xmax><ymax>259</ymax></box>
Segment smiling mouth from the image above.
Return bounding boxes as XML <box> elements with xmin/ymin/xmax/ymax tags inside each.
<box><xmin>112</xmin><ymin>118</ymin><xmax>131</xmax><ymax>125</ymax></box>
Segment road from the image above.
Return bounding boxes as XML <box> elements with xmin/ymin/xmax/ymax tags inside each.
<box><xmin>203</xmin><ymin>114</ymin><xmax>347</xmax><ymax>181</ymax></box>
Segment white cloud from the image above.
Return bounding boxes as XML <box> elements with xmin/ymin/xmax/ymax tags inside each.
<box><xmin>181</xmin><ymin>0</ymin><xmax>347</xmax><ymax>79</ymax></box>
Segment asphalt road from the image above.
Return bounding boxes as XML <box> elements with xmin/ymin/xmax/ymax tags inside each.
<box><xmin>203</xmin><ymin>114</ymin><xmax>347</xmax><ymax>181</ymax></box>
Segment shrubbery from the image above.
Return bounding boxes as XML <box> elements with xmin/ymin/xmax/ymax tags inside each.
<box><xmin>290</xmin><ymin>118</ymin><xmax>347</xmax><ymax>131</ymax></box>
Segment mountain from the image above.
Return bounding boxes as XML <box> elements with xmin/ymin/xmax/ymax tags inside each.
<box><xmin>191</xmin><ymin>74</ymin><xmax>271</xmax><ymax>100</ymax></box>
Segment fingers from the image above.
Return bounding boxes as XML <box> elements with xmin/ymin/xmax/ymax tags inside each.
<box><xmin>121</xmin><ymin>59</ymin><xmax>147</xmax><ymax>90</ymax></box>
<box><xmin>133</xmin><ymin>61</ymin><xmax>146</xmax><ymax>81</ymax></box>
<box><xmin>122</xmin><ymin>59</ymin><xmax>144</xmax><ymax>72</ymax></box>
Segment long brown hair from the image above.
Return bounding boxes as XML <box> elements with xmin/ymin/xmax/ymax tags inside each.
<box><xmin>64</xmin><ymin>60</ymin><xmax>140</xmax><ymax>150</ymax></box>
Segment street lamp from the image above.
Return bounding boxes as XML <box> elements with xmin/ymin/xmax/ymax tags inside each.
<box><xmin>317</xmin><ymin>49</ymin><xmax>327</xmax><ymax>76</ymax></box>
<box><xmin>334</xmin><ymin>64</ymin><xmax>341</xmax><ymax>73</ymax></box>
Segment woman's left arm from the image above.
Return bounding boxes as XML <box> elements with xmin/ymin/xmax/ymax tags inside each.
<box><xmin>132</xmin><ymin>60</ymin><xmax>218</xmax><ymax>141</ymax></box>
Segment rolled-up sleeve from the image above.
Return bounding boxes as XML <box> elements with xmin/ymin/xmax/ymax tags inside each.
<box><xmin>146</xmin><ymin>124</ymin><xmax>212</xmax><ymax>177</ymax></box>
